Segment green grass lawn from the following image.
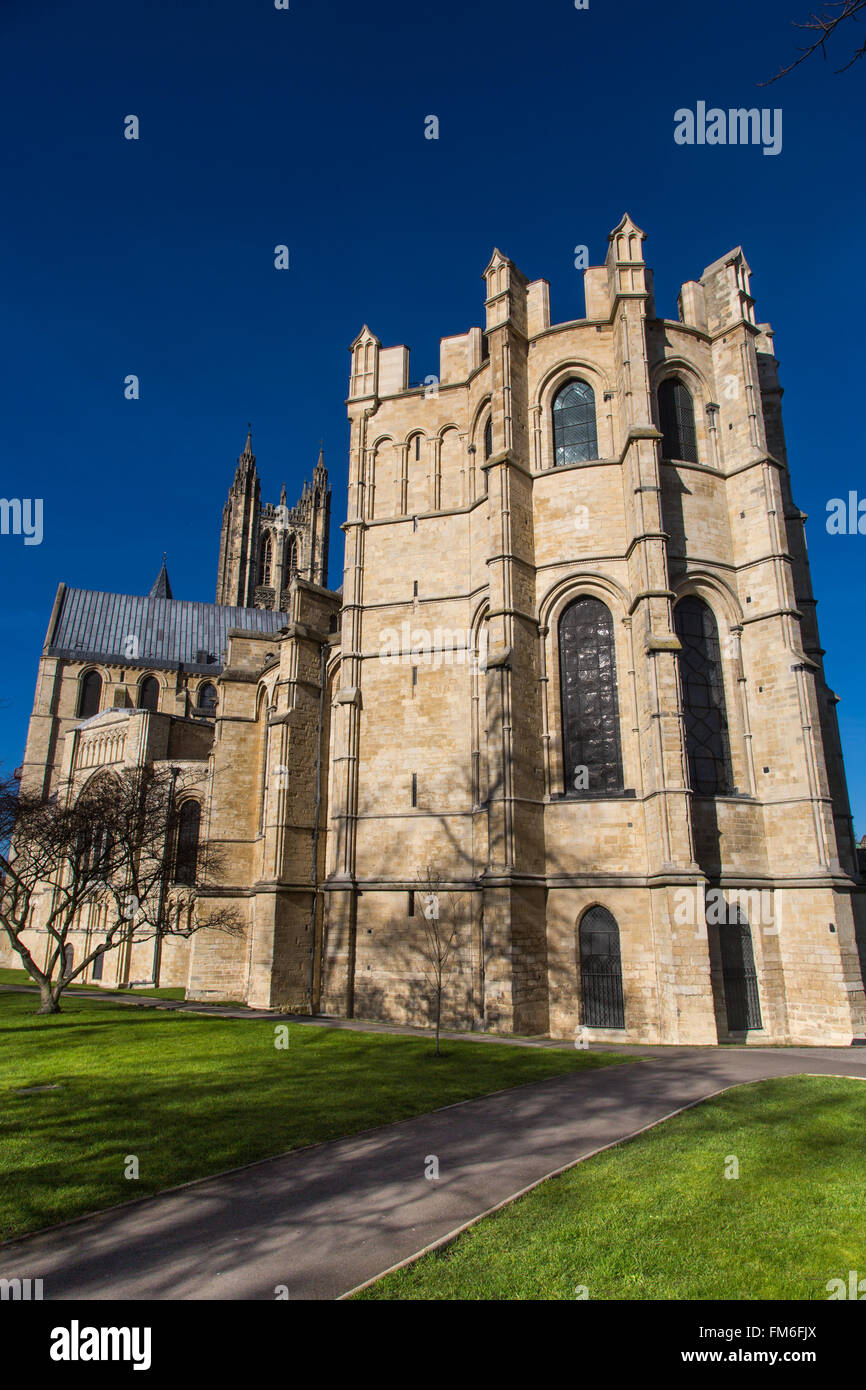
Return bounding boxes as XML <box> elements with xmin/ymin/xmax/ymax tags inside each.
<box><xmin>356</xmin><ymin>1075</ymin><xmax>866</xmax><ymax>1301</ymax></box>
<box><xmin>0</xmin><ymin>966</ymin><xmax>185</xmax><ymax>1000</ymax></box>
<box><xmin>0</xmin><ymin>991</ymin><xmax>629</xmax><ymax>1242</ymax></box>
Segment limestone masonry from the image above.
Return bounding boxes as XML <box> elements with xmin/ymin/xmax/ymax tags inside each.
<box><xmin>8</xmin><ymin>214</ymin><xmax>866</xmax><ymax>1045</ymax></box>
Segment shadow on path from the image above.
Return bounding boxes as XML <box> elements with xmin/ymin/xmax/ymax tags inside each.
<box><xmin>1</xmin><ymin>1044</ymin><xmax>865</xmax><ymax>1300</ymax></box>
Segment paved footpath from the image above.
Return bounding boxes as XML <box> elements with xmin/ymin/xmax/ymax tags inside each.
<box><xmin>2</xmin><ymin>1025</ymin><xmax>865</xmax><ymax>1299</ymax></box>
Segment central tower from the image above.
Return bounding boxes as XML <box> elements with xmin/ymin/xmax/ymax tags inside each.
<box><xmin>215</xmin><ymin>431</ymin><xmax>331</xmax><ymax>610</ymax></box>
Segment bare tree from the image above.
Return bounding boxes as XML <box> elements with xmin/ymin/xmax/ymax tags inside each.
<box><xmin>761</xmin><ymin>1</ymin><xmax>866</xmax><ymax>83</ymax></box>
<box><xmin>0</xmin><ymin>766</ymin><xmax>242</xmax><ymax>1014</ymax></box>
<box><xmin>415</xmin><ymin>866</ymin><xmax>462</xmax><ymax>1056</ymax></box>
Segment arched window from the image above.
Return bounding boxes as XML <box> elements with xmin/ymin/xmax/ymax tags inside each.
<box><xmin>198</xmin><ymin>682</ymin><xmax>218</xmax><ymax>714</ymax></box>
<box><xmin>658</xmin><ymin>377</ymin><xmax>698</xmax><ymax>463</ymax></box>
<box><xmin>674</xmin><ymin>596</ymin><xmax>733</xmax><ymax>796</ymax></box>
<box><xmin>484</xmin><ymin>417</ymin><xmax>493</xmax><ymax>461</ymax></box>
<box><xmin>552</xmin><ymin>379</ymin><xmax>598</xmax><ymax>466</ymax></box>
<box><xmin>259</xmin><ymin>534</ymin><xmax>273</xmax><ymax>587</ymax></box>
<box><xmin>77</xmin><ymin>773</ymin><xmax>116</xmax><ymax>877</ymax></box>
<box><xmin>85</xmin><ymin>823</ymin><xmax>114</xmax><ymax>875</ymax></box>
<box><xmin>174</xmin><ymin>800</ymin><xmax>201</xmax><ymax>885</ymax></box>
<box><xmin>138</xmin><ymin>676</ymin><xmax>159</xmax><ymax>713</ymax></box>
<box><xmin>718</xmin><ymin>909</ymin><xmax>762</xmax><ymax>1031</ymax></box>
<box><xmin>77</xmin><ymin>670</ymin><xmax>102</xmax><ymax>719</ymax></box>
<box><xmin>579</xmin><ymin>906</ymin><xmax>625</xmax><ymax>1028</ymax></box>
<box><xmin>285</xmin><ymin>535</ymin><xmax>297</xmax><ymax>574</ymax></box>
<box><xmin>559</xmin><ymin>596</ymin><xmax>623</xmax><ymax>794</ymax></box>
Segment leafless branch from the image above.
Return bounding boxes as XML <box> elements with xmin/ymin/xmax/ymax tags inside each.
<box><xmin>761</xmin><ymin>1</ymin><xmax>866</xmax><ymax>83</ymax></box>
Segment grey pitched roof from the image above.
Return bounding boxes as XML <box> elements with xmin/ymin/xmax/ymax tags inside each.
<box><xmin>47</xmin><ymin>586</ymin><xmax>290</xmax><ymax>673</ymax></box>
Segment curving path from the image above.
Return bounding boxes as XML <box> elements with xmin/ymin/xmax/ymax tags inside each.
<box><xmin>2</xmin><ymin>1039</ymin><xmax>865</xmax><ymax>1300</ymax></box>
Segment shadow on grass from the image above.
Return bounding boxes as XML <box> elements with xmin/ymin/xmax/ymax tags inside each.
<box><xmin>0</xmin><ymin>991</ymin><xmax>629</xmax><ymax>1244</ymax></box>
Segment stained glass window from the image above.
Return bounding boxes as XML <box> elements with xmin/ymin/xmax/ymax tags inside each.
<box><xmin>559</xmin><ymin>596</ymin><xmax>623</xmax><ymax>794</ymax></box>
<box><xmin>674</xmin><ymin>596</ymin><xmax>732</xmax><ymax>795</ymax></box>
<box><xmin>552</xmin><ymin>379</ymin><xmax>598</xmax><ymax>466</ymax></box>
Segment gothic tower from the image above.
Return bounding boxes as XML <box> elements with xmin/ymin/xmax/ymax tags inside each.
<box><xmin>317</xmin><ymin>216</ymin><xmax>866</xmax><ymax>1046</ymax></box>
<box><xmin>215</xmin><ymin>430</ymin><xmax>261</xmax><ymax>608</ymax></box>
<box><xmin>215</xmin><ymin>433</ymin><xmax>331</xmax><ymax>611</ymax></box>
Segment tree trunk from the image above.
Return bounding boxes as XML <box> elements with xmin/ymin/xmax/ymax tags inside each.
<box><xmin>435</xmin><ymin>986</ymin><xmax>441</xmax><ymax>1057</ymax></box>
<box><xmin>37</xmin><ymin>985</ymin><xmax>61</xmax><ymax>1014</ymax></box>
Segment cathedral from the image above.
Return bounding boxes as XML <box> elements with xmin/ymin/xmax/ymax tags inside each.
<box><xmin>8</xmin><ymin>214</ymin><xmax>866</xmax><ymax>1046</ymax></box>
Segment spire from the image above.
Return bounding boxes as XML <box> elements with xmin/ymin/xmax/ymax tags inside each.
<box><xmin>314</xmin><ymin>441</ymin><xmax>327</xmax><ymax>489</ymax></box>
<box><xmin>217</xmin><ymin>427</ymin><xmax>260</xmax><ymax>606</ymax></box>
<box><xmin>280</xmin><ymin>482</ymin><xmax>287</xmax><ymax>506</ymax></box>
<box><xmin>235</xmin><ymin>422</ymin><xmax>256</xmax><ymax>480</ymax></box>
<box><xmin>149</xmin><ymin>554</ymin><xmax>173</xmax><ymax>601</ymax></box>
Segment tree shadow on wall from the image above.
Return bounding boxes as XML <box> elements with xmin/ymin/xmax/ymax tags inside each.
<box><xmin>332</xmin><ymin>683</ymin><xmax>660</xmax><ymax>1040</ymax></box>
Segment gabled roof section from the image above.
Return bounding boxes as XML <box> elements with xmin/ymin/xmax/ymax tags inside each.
<box><xmin>349</xmin><ymin>324</ymin><xmax>381</xmax><ymax>350</ymax></box>
<box><xmin>482</xmin><ymin>247</ymin><xmax>511</xmax><ymax>279</ymax></box>
<box><xmin>47</xmin><ymin>588</ymin><xmax>290</xmax><ymax>673</ymax></box>
<box><xmin>608</xmin><ymin>212</ymin><xmax>646</xmax><ymax>243</ymax></box>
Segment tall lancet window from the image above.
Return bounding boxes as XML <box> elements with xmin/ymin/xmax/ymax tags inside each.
<box><xmin>658</xmin><ymin>377</ymin><xmax>699</xmax><ymax>463</ymax></box>
<box><xmin>173</xmin><ymin>801</ymin><xmax>201</xmax><ymax>885</ymax></box>
<box><xmin>552</xmin><ymin>379</ymin><xmax>598</xmax><ymax>465</ymax></box>
<box><xmin>674</xmin><ymin>596</ymin><xmax>733</xmax><ymax>795</ymax></box>
<box><xmin>559</xmin><ymin>596</ymin><xmax>623</xmax><ymax>794</ymax></box>
<box><xmin>285</xmin><ymin>535</ymin><xmax>298</xmax><ymax>574</ymax></box>
<box><xmin>259</xmin><ymin>534</ymin><xmax>273</xmax><ymax>587</ymax></box>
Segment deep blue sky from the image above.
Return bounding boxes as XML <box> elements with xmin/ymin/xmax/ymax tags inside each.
<box><xmin>2</xmin><ymin>0</ymin><xmax>865</xmax><ymax>827</ymax></box>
